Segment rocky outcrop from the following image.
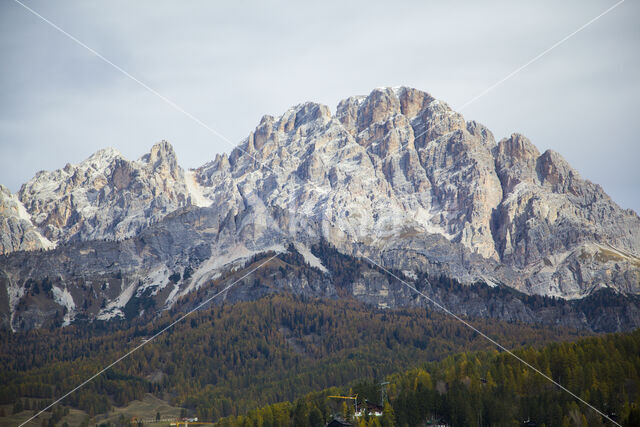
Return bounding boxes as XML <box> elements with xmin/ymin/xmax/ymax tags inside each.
<box><xmin>191</xmin><ymin>88</ymin><xmax>506</xmax><ymax>263</ymax></box>
<box><xmin>188</xmin><ymin>87</ymin><xmax>639</xmax><ymax>299</ymax></box>
<box><xmin>0</xmin><ymin>185</ymin><xmax>52</xmax><ymax>254</ymax></box>
<box><xmin>2</xmin><ymin>237</ymin><xmax>638</xmax><ymax>333</ymax></box>
<box><xmin>492</xmin><ymin>134</ymin><xmax>640</xmax><ymax>297</ymax></box>
<box><xmin>1</xmin><ymin>86</ymin><xmax>639</xmax><ymax>331</ymax></box>
<box><xmin>17</xmin><ymin>141</ymin><xmax>190</xmax><ymax>243</ymax></box>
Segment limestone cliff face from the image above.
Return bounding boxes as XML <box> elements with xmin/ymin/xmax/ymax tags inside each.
<box><xmin>17</xmin><ymin>141</ymin><xmax>189</xmax><ymax>243</ymax></box>
<box><xmin>0</xmin><ymin>185</ymin><xmax>52</xmax><ymax>254</ymax></box>
<box><xmin>190</xmin><ymin>87</ymin><xmax>639</xmax><ymax>299</ymax></box>
<box><xmin>492</xmin><ymin>134</ymin><xmax>640</xmax><ymax>297</ymax></box>
<box><xmin>193</xmin><ymin>88</ymin><xmax>503</xmax><ymax>261</ymax></box>
<box><xmin>1</xmin><ymin>87</ymin><xmax>639</xmax><ymax>331</ymax></box>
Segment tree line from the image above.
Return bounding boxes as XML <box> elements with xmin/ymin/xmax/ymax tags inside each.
<box><xmin>0</xmin><ymin>286</ymin><xmax>583</xmax><ymax>422</ymax></box>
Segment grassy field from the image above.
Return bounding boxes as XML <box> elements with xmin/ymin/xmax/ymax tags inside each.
<box><xmin>0</xmin><ymin>404</ymin><xmax>87</xmax><ymax>427</ymax></box>
<box><xmin>90</xmin><ymin>394</ymin><xmax>184</xmax><ymax>426</ymax></box>
<box><xmin>0</xmin><ymin>394</ymin><xmax>185</xmax><ymax>427</ymax></box>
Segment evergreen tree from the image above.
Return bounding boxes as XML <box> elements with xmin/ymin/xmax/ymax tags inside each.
<box><xmin>381</xmin><ymin>401</ymin><xmax>395</xmax><ymax>427</ymax></box>
<box><xmin>308</xmin><ymin>407</ymin><xmax>323</xmax><ymax>427</ymax></box>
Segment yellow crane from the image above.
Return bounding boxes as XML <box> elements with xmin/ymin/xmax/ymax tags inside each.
<box><xmin>328</xmin><ymin>394</ymin><xmax>359</xmax><ymax>413</ymax></box>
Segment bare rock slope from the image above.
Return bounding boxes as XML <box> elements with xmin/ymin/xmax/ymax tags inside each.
<box><xmin>0</xmin><ymin>185</ymin><xmax>52</xmax><ymax>254</ymax></box>
<box><xmin>1</xmin><ymin>87</ymin><xmax>639</xmax><ymax>330</ymax></box>
<box><xmin>17</xmin><ymin>141</ymin><xmax>190</xmax><ymax>243</ymax></box>
<box><xmin>191</xmin><ymin>87</ymin><xmax>640</xmax><ymax>298</ymax></box>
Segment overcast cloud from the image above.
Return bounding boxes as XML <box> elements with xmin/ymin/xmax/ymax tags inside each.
<box><xmin>1</xmin><ymin>0</ymin><xmax>638</xmax><ymax>212</ymax></box>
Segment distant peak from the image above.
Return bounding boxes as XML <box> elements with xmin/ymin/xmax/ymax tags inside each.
<box><xmin>139</xmin><ymin>140</ymin><xmax>178</xmax><ymax>166</ymax></box>
<box><xmin>86</xmin><ymin>147</ymin><xmax>123</xmax><ymax>163</ymax></box>
<box><xmin>336</xmin><ymin>86</ymin><xmax>439</xmax><ymax>133</ymax></box>
<box><xmin>497</xmin><ymin>133</ymin><xmax>540</xmax><ymax>161</ymax></box>
<box><xmin>278</xmin><ymin>102</ymin><xmax>332</xmax><ymax>129</ymax></box>
<box><xmin>150</xmin><ymin>140</ymin><xmax>176</xmax><ymax>159</ymax></box>
<box><xmin>151</xmin><ymin>139</ymin><xmax>175</xmax><ymax>153</ymax></box>
<box><xmin>0</xmin><ymin>184</ymin><xmax>11</xmax><ymax>196</ymax></box>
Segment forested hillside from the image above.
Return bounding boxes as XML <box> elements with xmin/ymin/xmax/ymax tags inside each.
<box><xmin>1</xmin><ymin>291</ymin><xmax>583</xmax><ymax>424</ymax></box>
<box><xmin>215</xmin><ymin>329</ymin><xmax>640</xmax><ymax>426</ymax></box>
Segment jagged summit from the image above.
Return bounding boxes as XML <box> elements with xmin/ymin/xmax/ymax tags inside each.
<box><xmin>16</xmin><ymin>141</ymin><xmax>189</xmax><ymax>243</ymax></box>
<box><xmin>139</xmin><ymin>140</ymin><xmax>180</xmax><ymax>172</ymax></box>
<box><xmin>1</xmin><ymin>86</ymin><xmax>640</xmax><ymax>330</ymax></box>
<box><xmin>189</xmin><ymin>86</ymin><xmax>639</xmax><ymax>298</ymax></box>
<box><xmin>0</xmin><ymin>184</ymin><xmax>53</xmax><ymax>254</ymax></box>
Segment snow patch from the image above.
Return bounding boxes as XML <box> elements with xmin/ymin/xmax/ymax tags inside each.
<box><xmin>170</xmin><ymin>243</ymin><xmax>287</xmax><ymax>304</ymax></box>
<box><xmin>397</xmin><ymin>194</ymin><xmax>454</xmax><ymax>240</ymax></box>
<box><xmin>164</xmin><ymin>283</ymin><xmax>181</xmax><ymax>307</ymax></box>
<box><xmin>97</xmin><ymin>279</ymin><xmax>137</xmax><ymax>320</ymax></box>
<box><xmin>294</xmin><ymin>243</ymin><xmax>328</xmax><ymax>273</ymax></box>
<box><xmin>402</xmin><ymin>270</ymin><xmax>417</xmax><ymax>280</ymax></box>
<box><xmin>52</xmin><ymin>286</ymin><xmax>76</xmax><ymax>326</ymax></box>
<box><xmin>139</xmin><ymin>267</ymin><xmax>171</xmax><ymax>296</ymax></box>
<box><xmin>185</xmin><ymin>170</ymin><xmax>213</xmax><ymax>207</ymax></box>
<box><xmin>97</xmin><ymin>307</ymin><xmax>123</xmax><ymax>321</ymax></box>
<box><xmin>35</xmin><ymin>232</ymin><xmax>56</xmax><ymax>250</ymax></box>
<box><xmin>480</xmin><ymin>276</ymin><xmax>498</xmax><ymax>288</ymax></box>
<box><xmin>3</xmin><ymin>190</ymin><xmax>56</xmax><ymax>250</ymax></box>
<box><xmin>7</xmin><ymin>282</ymin><xmax>26</xmax><ymax>332</ymax></box>
<box><xmin>14</xmin><ymin>198</ymin><xmax>32</xmax><ymax>222</ymax></box>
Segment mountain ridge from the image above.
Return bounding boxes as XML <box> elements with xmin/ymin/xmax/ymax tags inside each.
<box><xmin>1</xmin><ymin>86</ymin><xmax>639</xmax><ymax>331</ymax></box>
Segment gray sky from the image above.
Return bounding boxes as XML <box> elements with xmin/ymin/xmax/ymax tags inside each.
<box><xmin>1</xmin><ymin>0</ymin><xmax>638</xmax><ymax>212</ymax></box>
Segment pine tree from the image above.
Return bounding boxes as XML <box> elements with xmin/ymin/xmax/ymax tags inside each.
<box><xmin>345</xmin><ymin>399</ymin><xmax>356</xmax><ymax>422</ymax></box>
<box><xmin>308</xmin><ymin>407</ymin><xmax>323</xmax><ymax>427</ymax></box>
<box><xmin>381</xmin><ymin>401</ymin><xmax>395</xmax><ymax>427</ymax></box>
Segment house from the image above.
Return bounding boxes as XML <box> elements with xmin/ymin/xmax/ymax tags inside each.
<box><xmin>361</xmin><ymin>400</ymin><xmax>383</xmax><ymax>417</ymax></box>
<box><xmin>326</xmin><ymin>418</ymin><xmax>352</xmax><ymax>427</ymax></box>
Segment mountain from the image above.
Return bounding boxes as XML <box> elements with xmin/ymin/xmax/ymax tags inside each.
<box><xmin>0</xmin><ymin>185</ymin><xmax>53</xmax><ymax>254</ymax></box>
<box><xmin>1</xmin><ymin>87</ymin><xmax>639</xmax><ymax>331</ymax></box>
<box><xmin>17</xmin><ymin>141</ymin><xmax>190</xmax><ymax>244</ymax></box>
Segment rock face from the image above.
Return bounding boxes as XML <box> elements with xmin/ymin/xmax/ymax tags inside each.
<box><xmin>0</xmin><ymin>185</ymin><xmax>53</xmax><ymax>254</ymax></box>
<box><xmin>194</xmin><ymin>88</ymin><xmax>503</xmax><ymax>259</ymax></box>
<box><xmin>492</xmin><ymin>134</ymin><xmax>640</xmax><ymax>297</ymax></box>
<box><xmin>17</xmin><ymin>141</ymin><xmax>190</xmax><ymax>243</ymax></box>
<box><xmin>1</xmin><ymin>86</ymin><xmax>639</xmax><ymax>331</ymax></box>
<box><xmin>191</xmin><ymin>87</ymin><xmax>640</xmax><ymax>298</ymax></box>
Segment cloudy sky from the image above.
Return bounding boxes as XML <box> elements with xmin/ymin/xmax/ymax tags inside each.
<box><xmin>1</xmin><ymin>0</ymin><xmax>638</xmax><ymax>212</ymax></box>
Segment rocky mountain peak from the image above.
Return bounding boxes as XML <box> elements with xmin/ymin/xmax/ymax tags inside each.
<box><xmin>336</xmin><ymin>87</ymin><xmax>437</xmax><ymax>135</ymax></box>
<box><xmin>395</xmin><ymin>86</ymin><xmax>436</xmax><ymax>117</ymax></box>
<box><xmin>88</xmin><ymin>146</ymin><xmax>123</xmax><ymax>162</ymax></box>
<box><xmin>0</xmin><ymin>185</ymin><xmax>53</xmax><ymax>254</ymax></box>
<box><xmin>1</xmin><ymin>86</ymin><xmax>639</xmax><ymax>318</ymax></box>
<box><xmin>141</xmin><ymin>140</ymin><xmax>182</xmax><ymax>183</ymax></box>
<box><xmin>354</xmin><ymin>87</ymin><xmax>403</xmax><ymax>130</ymax></box>
<box><xmin>494</xmin><ymin>134</ymin><xmax>541</xmax><ymax>194</ymax></box>
<box><xmin>234</xmin><ymin>102</ymin><xmax>333</xmax><ymax>165</ymax></box>
<box><xmin>143</xmin><ymin>139</ymin><xmax>177</xmax><ymax>166</ymax></box>
<box><xmin>15</xmin><ymin>141</ymin><xmax>189</xmax><ymax>243</ymax></box>
<box><xmin>280</xmin><ymin>102</ymin><xmax>332</xmax><ymax>133</ymax></box>
<box><xmin>497</xmin><ymin>134</ymin><xmax>540</xmax><ymax>162</ymax></box>
<box><xmin>536</xmin><ymin>149</ymin><xmax>581</xmax><ymax>194</ymax></box>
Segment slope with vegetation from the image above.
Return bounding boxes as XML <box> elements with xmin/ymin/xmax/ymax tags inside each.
<box><xmin>0</xmin><ymin>286</ymin><xmax>583</xmax><ymax>424</ymax></box>
<box><xmin>215</xmin><ymin>329</ymin><xmax>640</xmax><ymax>426</ymax></box>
